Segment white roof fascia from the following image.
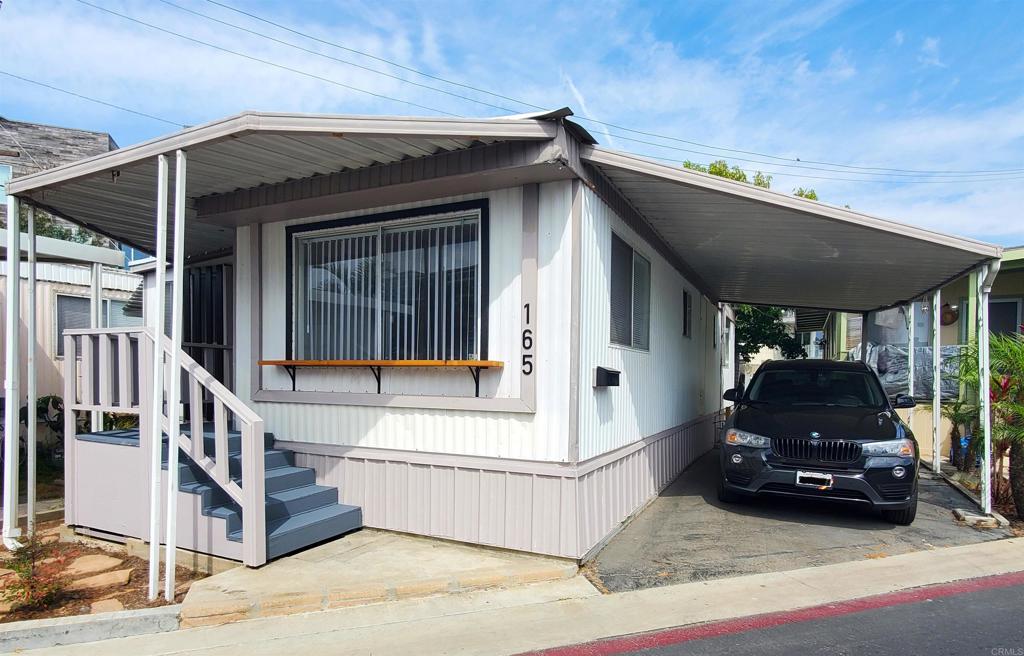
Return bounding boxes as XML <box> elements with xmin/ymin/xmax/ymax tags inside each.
<box><xmin>582</xmin><ymin>145</ymin><xmax>1003</xmax><ymax>260</ymax></box>
<box><xmin>9</xmin><ymin>111</ymin><xmax>558</xmax><ymax>195</ymax></box>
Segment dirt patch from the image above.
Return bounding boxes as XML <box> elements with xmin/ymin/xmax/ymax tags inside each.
<box><xmin>0</xmin><ymin>520</ymin><xmax>205</xmax><ymax>623</ymax></box>
<box><xmin>995</xmin><ymin>501</ymin><xmax>1024</xmax><ymax>537</ymax></box>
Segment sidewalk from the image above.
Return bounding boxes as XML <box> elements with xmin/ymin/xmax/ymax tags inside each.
<box><xmin>23</xmin><ymin>536</ymin><xmax>1024</xmax><ymax>655</ymax></box>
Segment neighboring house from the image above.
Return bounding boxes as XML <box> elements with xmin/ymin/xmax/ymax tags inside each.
<box><xmin>6</xmin><ymin>109</ymin><xmax>1000</xmax><ymax>567</ymax></box>
<box><xmin>0</xmin><ymin>258</ymin><xmax>141</xmax><ymax>401</ymax></box>
<box><xmin>0</xmin><ymin>116</ymin><xmax>118</xmax><ymax>233</ymax></box>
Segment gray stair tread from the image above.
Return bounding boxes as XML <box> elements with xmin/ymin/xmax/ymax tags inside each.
<box><xmin>228</xmin><ymin>504</ymin><xmax>360</xmax><ymax>541</ymax></box>
<box><xmin>268</xmin><ymin>484</ymin><xmax>336</xmax><ymax>503</ymax></box>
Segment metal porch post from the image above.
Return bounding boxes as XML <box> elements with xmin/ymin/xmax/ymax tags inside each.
<box><xmin>906</xmin><ymin>303</ymin><xmax>914</xmax><ymax>428</ymax></box>
<box><xmin>3</xmin><ymin>194</ymin><xmax>21</xmax><ymax>549</ymax></box>
<box><xmin>148</xmin><ymin>154</ymin><xmax>169</xmax><ymax>600</ymax></box>
<box><xmin>932</xmin><ymin>289</ymin><xmax>941</xmax><ymax>473</ymax></box>
<box><xmin>25</xmin><ymin>205</ymin><xmax>37</xmax><ymax>536</ymax></box>
<box><xmin>90</xmin><ymin>262</ymin><xmax>102</xmax><ymax>432</ymax></box>
<box><xmin>979</xmin><ymin>262</ymin><xmax>999</xmax><ymax>515</ymax></box>
<box><xmin>164</xmin><ymin>149</ymin><xmax>186</xmax><ymax>601</ymax></box>
<box><xmin>860</xmin><ymin>312</ymin><xmax>869</xmax><ymax>363</ymax></box>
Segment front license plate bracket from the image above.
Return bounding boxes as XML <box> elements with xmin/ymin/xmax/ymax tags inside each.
<box><xmin>796</xmin><ymin>470</ymin><xmax>834</xmax><ymax>489</ymax></box>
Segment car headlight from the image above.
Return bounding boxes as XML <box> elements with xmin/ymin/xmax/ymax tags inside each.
<box><xmin>862</xmin><ymin>438</ymin><xmax>915</xmax><ymax>457</ymax></box>
<box><xmin>725</xmin><ymin>428</ymin><xmax>770</xmax><ymax>448</ymax></box>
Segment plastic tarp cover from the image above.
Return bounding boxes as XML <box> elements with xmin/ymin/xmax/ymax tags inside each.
<box><xmin>846</xmin><ymin>342</ymin><xmax>962</xmax><ymax>401</ymax></box>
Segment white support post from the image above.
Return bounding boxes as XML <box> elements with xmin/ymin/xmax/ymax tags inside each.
<box><xmin>89</xmin><ymin>262</ymin><xmax>102</xmax><ymax>432</ymax></box>
<box><xmin>147</xmin><ymin>154</ymin><xmax>170</xmax><ymax>601</ymax></box>
<box><xmin>979</xmin><ymin>262</ymin><xmax>999</xmax><ymax>515</ymax></box>
<box><xmin>25</xmin><ymin>205</ymin><xmax>37</xmax><ymax>536</ymax></box>
<box><xmin>906</xmin><ymin>303</ymin><xmax>915</xmax><ymax>428</ymax></box>
<box><xmin>3</xmin><ymin>194</ymin><xmax>21</xmax><ymax>549</ymax></box>
<box><xmin>861</xmin><ymin>312</ymin><xmax>869</xmax><ymax>363</ymax></box>
<box><xmin>164</xmin><ymin>149</ymin><xmax>186</xmax><ymax>601</ymax></box>
<box><xmin>932</xmin><ymin>289</ymin><xmax>942</xmax><ymax>473</ymax></box>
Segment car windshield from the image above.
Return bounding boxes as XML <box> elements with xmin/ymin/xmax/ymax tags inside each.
<box><xmin>745</xmin><ymin>368</ymin><xmax>886</xmax><ymax>408</ymax></box>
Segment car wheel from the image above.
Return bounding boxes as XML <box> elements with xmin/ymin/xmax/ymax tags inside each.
<box><xmin>717</xmin><ymin>477</ymin><xmax>741</xmax><ymax>504</ymax></box>
<box><xmin>881</xmin><ymin>486</ymin><xmax>918</xmax><ymax>525</ymax></box>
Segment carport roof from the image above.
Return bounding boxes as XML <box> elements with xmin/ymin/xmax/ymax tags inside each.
<box><xmin>582</xmin><ymin>146</ymin><xmax>1001</xmax><ymax>312</ymax></box>
<box><xmin>6</xmin><ymin>109</ymin><xmax>1001</xmax><ymax>313</ymax></box>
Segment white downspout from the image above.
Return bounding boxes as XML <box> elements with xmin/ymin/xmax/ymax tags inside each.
<box><xmin>980</xmin><ymin>261</ymin><xmax>1000</xmax><ymax>515</ymax></box>
<box><xmin>26</xmin><ymin>205</ymin><xmax>36</xmax><ymax>536</ymax></box>
<box><xmin>932</xmin><ymin>289</ymin><xmax>942</xmax><ymax>473</ymax></box>
<box><xmin>164</xmin><ymin>149</ymin><xmax>186</xmax><ymax>601</ymax></box>
<box><xmin>148</xmin><ymin>154</ymin><xmax>169</xmax><ymax>601</ymax></box>
<box><xmin>3</xmin><ymin>195</ymin><xmax>22</xmax><ymax>550</ymax></box>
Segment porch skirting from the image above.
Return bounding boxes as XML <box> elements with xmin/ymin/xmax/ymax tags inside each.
<box><xmin>279</xmin><ymin>411</ymin><xmax>718</xmax><ymax>560</ymax></box>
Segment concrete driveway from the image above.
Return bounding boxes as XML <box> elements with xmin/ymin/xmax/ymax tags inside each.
<box><xmin>589</xmin><ymin>448</ymin><xmax>1013</xmax><ymax>593</ymax></box>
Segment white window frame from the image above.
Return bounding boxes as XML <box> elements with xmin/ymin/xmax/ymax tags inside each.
<box><xmin>292</xmin><ymin>209</ymin><xmax>484</xmax><ymax>361</ymax></box>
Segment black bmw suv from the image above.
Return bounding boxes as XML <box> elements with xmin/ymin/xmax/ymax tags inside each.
<box><xmin>718</xmin><ymin>359</ymin><xmax>919</xmax><ymax>525</ymax></box>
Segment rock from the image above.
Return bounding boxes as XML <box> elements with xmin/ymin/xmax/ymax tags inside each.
<box><xmin>0</xmin><ymin>567</ymin><xmax>13</xmax><ymax>589</ymax></box>
<box><xmin>68</xmin><ymin>568</ymin><xmax>132</xmax><ymax>591</ymax></box>
<box><xmin>90</xmin><ymin>598</ymin><xmax>124</xmax><ymax>614</ymax></box>
<box><xmin>66</xmin><ymin>554</ymin><xmax>123</xmax><ymax>576</ymax></box>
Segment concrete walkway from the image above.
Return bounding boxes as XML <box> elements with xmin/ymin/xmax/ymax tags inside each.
<box><xmin>179</xmin><ymin>529</ymin><xmax>577</xmax><ymax>627</ymax></box>
<box><xmin>22</xmin><ymin>536</ymin><xmax>1024</xmax><ymax>655</ymax></box>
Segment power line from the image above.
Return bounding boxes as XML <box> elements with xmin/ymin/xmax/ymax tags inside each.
<box><xmin>196</xmin><ymin>0</ymin><xmax>1024</xmax><ymax>177</ymax></box>
<box><xmin>0</xmin><ymin>70</ymin><xmax>185</xmax><ymax>127</ymax></box>
<box><xmin>74</xmin><ymin>0</ymin><xmax>460</xmax><ymax>118</ymax></box>
<box><xmin>201</xmin><ymin>0</ymin><xmax>537</xmax><ymax>114</ymax></box>
<box><xmin>156</xmin><ymin>0</ymin><xmax>520</xmax><ymax>115</ymax></box>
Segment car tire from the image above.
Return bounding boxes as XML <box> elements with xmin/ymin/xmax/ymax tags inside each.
<box><xmin>881</xmin><ymin>486</ymin><xmax>918</xmax><ymax>525</ymax></box>
<box><xmin>717</xmin><ymin>477</ymin><xmax>741</xmax><ymax>504</ymax></box>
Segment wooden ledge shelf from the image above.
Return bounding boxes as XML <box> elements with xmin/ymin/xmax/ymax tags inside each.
<box><xmin>258</xmin><ymin>359</ymin><xmax>504</xmax><ymax>396</ymax></box>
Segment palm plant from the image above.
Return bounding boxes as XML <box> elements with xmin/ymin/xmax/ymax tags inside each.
<box><xmin>958</xmin><ymin>333</ymin><xmax>1024</xmax><ymax>517</ymax></box>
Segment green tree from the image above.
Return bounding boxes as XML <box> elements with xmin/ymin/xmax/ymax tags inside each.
<box><xmin>734</xmin><ymin>304</ymin><xmax>806</xmax><ymax>362</ymax></box>
<box><xmin>683</xmin><ymin>159</ymin><xmax>817</xmax><ymax>362</ymax></box>
<box><xmin>682</xmin><ymin>159</ymin><xmax>772</xmax><ymax>188</ymax></box>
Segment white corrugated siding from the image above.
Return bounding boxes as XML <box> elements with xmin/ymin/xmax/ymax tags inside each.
<box><xmin>0</xmin><ymin>262</ymin><xmax>139</xmax><ymax>291</ymax></box>
<box><xmin>242</xmin><ymin>182</ymin><xmax>574</xmax><ymax>461</ymax></box>
<box><xmin>576</xmin><ymin>188</ymin><xmax>722</xmax><ymax>460</ymax></box>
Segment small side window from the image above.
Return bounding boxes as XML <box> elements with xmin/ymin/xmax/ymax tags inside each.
<box><xmin>610</xmin><ymin>232</ymin><xmax>650</xmax><ymax>350</ymax></box>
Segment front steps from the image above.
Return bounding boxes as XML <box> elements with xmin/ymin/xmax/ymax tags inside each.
<box><xmin>165</xmin><ymin>430</ymin><xmax>362</xmax><ymax>561</ymax></box>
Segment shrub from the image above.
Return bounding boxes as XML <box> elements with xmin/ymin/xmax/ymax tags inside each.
<box><xmin>2</xmin><ymin>536</ymin><xmax>68</xmax><ymax>611</ymax></box>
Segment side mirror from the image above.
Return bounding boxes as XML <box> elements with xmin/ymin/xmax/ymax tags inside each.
<box><xmin>723</xmin><ymin>388</ymin><xmax>739</xmax><ymax>402</ymax></box>
<box><xmin>892</xmin><ymin>394</ymin><xmax>916</xmax><ymax>409</ymax></box>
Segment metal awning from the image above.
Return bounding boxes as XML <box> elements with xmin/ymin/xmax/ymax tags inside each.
<box><xmin>0</xmin><ymin>228</ymin><xmax>124</xmax><ymax>266</ymax></box>
<box><xmin>794</xmin><ymin>308</ymin><xmax>831</xmax><ymax>333</ymax></box>
<box><xmin>8</xmin><ymin>111</ymin><xmax>559</xmax><ymax>259</ymax></box>
<box><xmin>582</xmin><ymin>146</ymin><xmax>1001</xmax><ymax>312</ymax></box>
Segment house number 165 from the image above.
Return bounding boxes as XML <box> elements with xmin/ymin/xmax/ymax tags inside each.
<box><xmin>522</xmin><ymin>303</ymin><xmax>535</xmax><ymax>375</ymax></box>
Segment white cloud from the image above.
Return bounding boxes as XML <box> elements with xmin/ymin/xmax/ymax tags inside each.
<box><xmin>918</xmin><ymin>36</ymin><xmax>945</xmax><ymax>67</ymax></box>
<box><xmin>893</xmin><ymin>30</ymin><xmax>905</xmax><ymax>47</ymax></box>
<box><xmin>3</xmin><ymin>0</ymin><xmax>1021</xmax><ymax>247</ymax></box>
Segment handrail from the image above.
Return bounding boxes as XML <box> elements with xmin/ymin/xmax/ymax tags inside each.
<box><xmin>64</xmin><ymin>326</ymin><xmax>266</xmax><ymax>567</ymax></box>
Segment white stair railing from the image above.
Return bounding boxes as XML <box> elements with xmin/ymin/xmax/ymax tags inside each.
<box><xmin>64</xmin><ymin>327</ymin><xmax>267</xmax><ymax>566</ymax></box>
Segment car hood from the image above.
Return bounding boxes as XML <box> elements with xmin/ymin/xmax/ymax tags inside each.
<box><xmin>733</xmin><ymin>404</ymin><xmax>901</xmax><ymax>441</ymax></box>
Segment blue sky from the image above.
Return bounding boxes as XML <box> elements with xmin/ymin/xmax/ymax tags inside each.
<box><xmin>1</xmin><ymin>0</ymin><xmax>1022</xmax><ymax>244</ymax></box>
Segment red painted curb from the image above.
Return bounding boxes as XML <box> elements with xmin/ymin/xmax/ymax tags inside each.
<box><xmin>523</xmin><ymin>570</ymin><xmax>1024</xmax><ymax>656</ymax></box>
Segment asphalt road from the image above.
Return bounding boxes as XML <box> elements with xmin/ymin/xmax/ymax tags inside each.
<box><xmin>535</xmin><ymin>573</ymin><xmax>1024</xmax><ymax>656</ymax></box>
<box><xmin>592</xmin><ymin>448</ymin><xmax>1012</xmax><ymax>592</ymax></box>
